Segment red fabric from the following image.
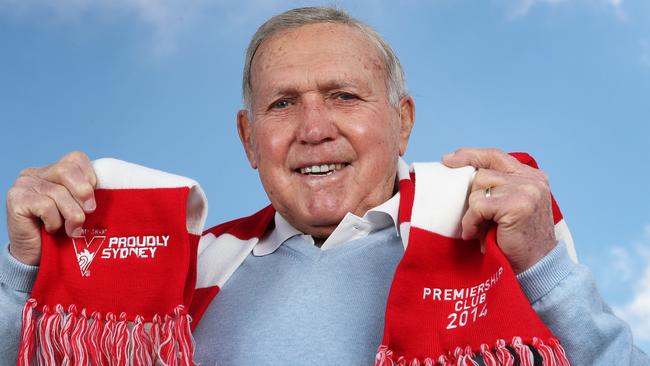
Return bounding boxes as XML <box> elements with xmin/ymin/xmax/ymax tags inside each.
<box><xmin>397</xmin><ymin>176</ymin><xmax>414</xmax><ymax>225</ymax></box>
<box><xmin>30</xmin><ymin>187</ymin><xmax>198</xmax><ymax>320</ymax></box>
<box><xmin>189</xmin><ymin>287</ymin><xmax>220</xmax><ymax>331</ymax></box>
<box><xmin>189</xmin><ymin>205</ymin><xmax>275</xmax><ymax>329</ymax></box>
<box><xmin>19</xmin><ymin>183</ymin><xmax>201</xmax><ymax>365</ymax></box>
<box><xmin>380</xmin><ymin>225</ymin><xmax>555</xmax><ymax>361</ymax></box>
<box><xmin>202</xmin><ymin>205</ymin><xmax>275</xmax><ymax>240</ymax></box>
<box><xmin>376</xmin><ymin>153</ymin><xmax>569</xmax><ymax>363</ymax></box>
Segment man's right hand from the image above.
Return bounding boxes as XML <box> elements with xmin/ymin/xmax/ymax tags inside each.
<box><xmin>6</xmin><ymin>151</ymin><xmax>97</xmax><ymax>266</ymax></box>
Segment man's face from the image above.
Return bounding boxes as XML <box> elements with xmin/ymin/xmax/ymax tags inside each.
<box><xmin>238</xmin><ymin>23</ymin><xmax>414</xmax><ymax>238</ymax></box>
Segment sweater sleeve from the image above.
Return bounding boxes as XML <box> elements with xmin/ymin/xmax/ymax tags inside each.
<box><xmin>517</xmin><ymin>241</ymin><xmax>650</xmax><ymax>365</ymax></box>
<box><xmin>0</xmin><ymin>243</ymin><xmax>38</xmax><ymax>363</ymax></box>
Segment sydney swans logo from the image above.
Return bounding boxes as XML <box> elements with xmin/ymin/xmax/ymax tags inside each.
<box><xmin>71</xmin><ymin>228</ymin><xmax>171</xmax><ymax>277</ymax></box>
<box><xmin>71</xmin><ymin>229</ymin><xmax>107</xmax><ymax>277</ymax></box>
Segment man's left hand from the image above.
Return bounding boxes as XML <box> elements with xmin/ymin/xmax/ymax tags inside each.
<box><xmin>442</xmin><ymin>148</ymin><xmax>557</xmax><ymax>274</ymax></box>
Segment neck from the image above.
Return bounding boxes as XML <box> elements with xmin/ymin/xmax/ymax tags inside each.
<box><xmin>313</xmin><ymin>237</ymin><xmax>326</xmax><ymax>247</ymax></box>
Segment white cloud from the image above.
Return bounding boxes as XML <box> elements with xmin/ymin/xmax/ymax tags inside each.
<box><xmin>0</xmin><ymin>0</ymin><xmax>211</xmax><ymax>56</ymax></box>
<box><xmin>507</xmin><ymin>0</ymin><xmax>567</xmax><ymax>19</ymax></box>
<box><xmin>610</xmin><ymin>245</ymin><xmax>634</xmax><ymax>282</ymax></box>
<box><xmin>505</xmin><ymin>0</ymin><xmax>625</xmax><ymax>19</ymax></box>
<box><xmin>612</xmin><ymin>227</ymin><xmax>650</xmax><ymax>344</ymax></box>
<box><xmin>0</xmin><ymin>0</ymin><xmax>303</xmax><ymax>57</ymax></box>
<box><xmin>617</xmin><ymin>264</ymin><xmax>650</xmax><ymax>342</ymax></box>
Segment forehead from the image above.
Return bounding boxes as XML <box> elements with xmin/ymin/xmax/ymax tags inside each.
<box><xmin>250</xmin><ymin>23</ymin><xmax>387</xmax><ymax>97</ymax></box>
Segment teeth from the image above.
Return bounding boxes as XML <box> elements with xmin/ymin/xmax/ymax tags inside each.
<box><xmin>299</xmin><ymin>163</ymin><xmax>346</xmax><ymax>175</ymax></box>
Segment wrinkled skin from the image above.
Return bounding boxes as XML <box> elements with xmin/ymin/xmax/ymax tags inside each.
<box><xmin>237</xmin><ymin>23</ymin><xmax>415</xmax><ymax>240</ymax></box>
<box><xmin>443</xmin><ymin>148</ymin><xmax>557</xmax><ymax>273</ymax></box>
<box><xmin>7</xmin><ymin>151</ymin><xmax>97</xmax><ymax>265</ymax></box>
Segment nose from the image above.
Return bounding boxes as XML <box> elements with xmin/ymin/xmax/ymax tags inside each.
<box><xmin>296</xmin><ymin>95</ymin><xmax>338</xmax><ymax>145</ymax></box>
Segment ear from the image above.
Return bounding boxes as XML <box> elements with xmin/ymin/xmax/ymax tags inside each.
<box><xmin>397</xmin><ymin>96</ymin><xmax>415</xmax><ymax>156</ymax></box>
<box><xmin>237</xmin><ymin>109</ymin><xmax>258</xmax><ymax>169</ymax></box>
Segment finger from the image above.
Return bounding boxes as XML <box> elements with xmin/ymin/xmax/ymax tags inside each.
<box><xmin>461</xmin><ymin>188</ymin><xmax>499</xmax><ymax>241</ymax></box>
<box><xmin>38</xmin><ymin>161</ymin><xmax>96</xmax><ymax>213</ymax></box>
<box><xmin>461</xmin><ymin>206</ymin><xmax>492</xmax><ymax>241</ymax></box>
<box><xmin>31</xmin><ymin>177</ymin><xmax>87</xmax><ymax>237</ymax></box>
<box><xmin>471</xmin><ymin>168</ymin><xmax>512</xmax><ymax>192</ymax></box>
<box><xmin>461</xmin><ymin>206</ymin><xmax>486</xmax><ymax>241</ymax></box>
<box><xmin>442</xmin><ymin>148</ymin><xmax>522</xmax><ymax>173</ymax></box>
<box><xmin>524</xmin><ymin>164</ymin><xmax>550</xmax><ymax>184</ymax></box>
<box><xmin>14</xmin><ymin>188</ymin><xmax>65</xmax><ymax>234</ymax></box>
<box><xmin>60</xmin><ymin>151</ymin><xmax>97</xmax><ymax>188</ymax></box>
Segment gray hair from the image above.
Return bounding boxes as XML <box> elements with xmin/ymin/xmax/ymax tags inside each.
<box><xmin>242</xmin><ymin>6</ymin><xmax>408</xmax><ymax>112</ymax></box>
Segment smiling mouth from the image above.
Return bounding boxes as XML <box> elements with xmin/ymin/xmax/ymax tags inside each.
<box><xmin>297</xmin><ymin>163</ymin><xmax>349</xmax><ymax>176</ymax></box>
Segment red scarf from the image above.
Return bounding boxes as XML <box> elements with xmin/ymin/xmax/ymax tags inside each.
<box><xmin>18</xmin><ymin>153</ymin><xmax>574</xmax><ymax>365</ymax></box>
<box><xmin>190</xmin><ymin>153</ymin><xmax>574</xmax><ymax>365</ymax></box>
<box><xmin>17</xmin><ymin>158</ymin><xmax>208</xmax><ymax>366</ymax></box>
<box><xmin>375</xmin><ymin>153</ymin><xmax>572</xmax><ymax>365</ymax></box>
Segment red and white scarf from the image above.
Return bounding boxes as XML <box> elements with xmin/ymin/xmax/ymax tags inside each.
<box><xmin>19</xmin><ymin>153</ymin><xmax>575</xmax><ymax>365</ymax></box>
<box><xmin>18</xmin><ymin>158</ymin><xmax>208</xmax><ymax>366</ymax></box>
<box><xmin>191</xmin><ymin>153</ymin><xmax>575</xmax><ymax>365</ymax></box>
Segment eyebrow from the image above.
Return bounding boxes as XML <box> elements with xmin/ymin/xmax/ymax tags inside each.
<box><xmin>316</xmin><ymin>80</ymin><xmax>357</xmax><ymax>92</ymax></box>
<box><xmin>267</xmin><ymin>80</ymin><xmax>368</xmax><ymax>99</ymax></box>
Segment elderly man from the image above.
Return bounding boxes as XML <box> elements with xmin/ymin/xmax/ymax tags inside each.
<box><xmin>1</xmin><ymin>6</ymin><xmax>648</xmax><ymax>366</ymax></box>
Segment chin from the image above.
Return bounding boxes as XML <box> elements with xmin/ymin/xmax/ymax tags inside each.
<box><xmin>304</xmin><ymin>209</ymin><xmax>346</xmax><ymax>226</ymax></box>
<box><xmin>297</xmin><ymin>205</ymin><xmax>347</xmax><ymax>231</ymax></box>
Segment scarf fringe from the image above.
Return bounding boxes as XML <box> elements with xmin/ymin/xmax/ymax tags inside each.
<box><xmin>88</xmin><ymin>311</ymin><xmax>104</xmax><ymax>366</ymax></box>
<box><xmin>16</xmin><ymin>299</ymin><xmax>196</xmax><ymax>366</ymax></box>
<box><xmin>374</xmin><ymin>336</ymin><xmax>571</xmax><ymax>366</ymax></box>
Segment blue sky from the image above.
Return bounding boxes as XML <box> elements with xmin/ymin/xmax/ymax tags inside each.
<box><xmin>1</xmin><ymin>0</ymin><xmax>649</xmax><ymax>354</ymax></box>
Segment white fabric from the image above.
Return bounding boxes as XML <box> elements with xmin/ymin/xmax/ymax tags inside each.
<box><xmin>555</xmin><ymin>219</ymin><xmax>578</xmax><ymax>263</ymax></box>
<box><xmin>91</xmin><ymin>158</ymin><xmax>208</xmax><ymax>235</ymax></box>
<box><xmin>252</xmin><ymin>193</ymin><xmax>400</xmax><ymax>256</ymax></box>
<box><xmin>409</xmin><ymin>162</ymin><xmax>578</xmax><ymax>261</ymax></box>
<box><xmin>410</xmin><ymin>162</ymin><xmax>476</xmax><ymax>239</ymax></box>
<box><xmin>196</xmin><ymin>233</ymin><xmax>258</xmax><ymax>289</ymax></box>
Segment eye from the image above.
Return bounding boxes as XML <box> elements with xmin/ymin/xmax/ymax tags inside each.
<box><xmin>335</xmin><ymin>92</ymin><xmax>357</xmax><ymax>101</ymax></box>
<box><xmin>271</xmin><ymin>99</ymin><xmax>291</xmax><ymax>109</ymax></box>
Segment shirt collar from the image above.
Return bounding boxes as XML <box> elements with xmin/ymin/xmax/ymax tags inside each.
<box><xmin>253</xmin><ymin>212</ymin><xmax>304</xmax><ymax>256</ymax></box>
<box><xmin>252</xmin><ymin>192</ymin><xmax>400</xmax><ymax>256</ymax></box>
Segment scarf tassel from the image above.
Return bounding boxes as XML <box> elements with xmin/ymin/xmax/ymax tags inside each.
<box><xmin>114</xmin><ymin>312</ymin><xmax>130</xmax><ymax>365</ymax></box>
<box><xmin>71</xmin><ymin>308</ymin><xmax>89</xmax><ymax>365</ymax></box>
<box><xmin>17</xmin><ymin>299</ymin><xmax>36</xmax><ymax>366</ymax></box>
<box><xmin>36</xmin><ymin>305</ymin><xmax>55</xmax><ymax>365</ymax></box>
<box><xmin>480</xmin><ymin>343</ymin><xmax>498</xmax><ymax>366</ymax></box>
<box><xmin>16</xmin><ymin>299</ymin><xmax>196</xmax><ymax>366</ymax></box>
<box><xmin>512</xmin><ymin>336</ymin><xmax>534</xmax><ymax>366</ymax></box>
<box><xmin>494</xmin><ymin>338</ymin><xmax>514</xmax><ymax>366</ymax></box>
<box><xmin>159</xmin><ymin>314</ymin><xmax>178</xmax><ymax>366</ymax></box>
<box><xmin>100</xmin><ymin>311</ymin><xmax>116</xmax><ymax>365</ymax></box>
<box><xmin>374</xmin><ymin>337</ymin><xmax>571</xmax><ymax>366</ymax></box>
<box><xmin>87</xmin><ymin>311</ymin><xmax>104</xmax><ymax>366</ymax></box>
<box><xmin>132</xmin><ymin>315</ymin><xmax>154</xmax><ymax>366</ymax></box>
<box><xmin>151</xmin><ymin>314</ymin><xmax>163</xmax><ymax>354</ymax></box>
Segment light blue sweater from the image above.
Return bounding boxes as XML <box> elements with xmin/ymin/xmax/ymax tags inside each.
<box><xmin>0</xmin><ymin>226</ymin><xmax>648</xmax><ymax>365</ymax></box>
<box><xmin>194</xmin><ymin>227</ymin><xmax>403</xmax><ymax>365</ymax></box>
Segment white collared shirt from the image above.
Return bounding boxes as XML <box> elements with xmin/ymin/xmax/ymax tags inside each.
<box><xmin>253</xmin><ymin>192</ymin><xmax>400</xmax><ymax>256</ymax></box>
